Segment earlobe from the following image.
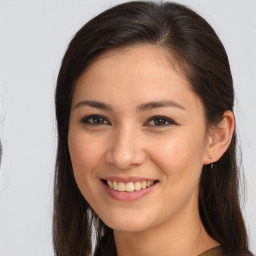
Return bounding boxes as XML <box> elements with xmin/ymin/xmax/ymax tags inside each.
<box><xmin>204</xmin><ymin>110</ymin><xmax>235</xmax><ymax>165</ymax></box>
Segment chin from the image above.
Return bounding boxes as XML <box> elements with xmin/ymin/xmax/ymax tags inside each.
<box><xmin>106</xmin><ymin>220</ymin><xmax>150</xmax><ymax>232</ymax></box>
<box><xmin>98</xmin><ymin>210</ymin><xmax>156</xmax><ymax>233</ymax></box>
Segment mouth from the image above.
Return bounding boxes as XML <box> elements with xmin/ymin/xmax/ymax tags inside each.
<box><xmin>101</xmin><ymin>179</ymin><xmax>159</xmax><ymax>192</ymax></box>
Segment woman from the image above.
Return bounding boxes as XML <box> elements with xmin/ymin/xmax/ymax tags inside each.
<box><xmin>53</xmin><ymin>1</ymin><xmax>253</xmax><ymax>255</ymax></box>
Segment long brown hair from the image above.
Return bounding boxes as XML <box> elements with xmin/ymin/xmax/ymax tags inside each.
<box><xmin>54</xmin><ymin>1</ymin><xmax>252</xmax><ymax>255</ymax></box>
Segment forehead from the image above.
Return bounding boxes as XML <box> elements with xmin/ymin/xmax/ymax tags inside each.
<box><xmin>72</xmin><ymin>45</ymin><xmax>204</xmax><ymax>117</ymax></box>
<box><xmin>86</xmin><ymin>44</ymin><xmax>186</xmax><ymax>81</ymax></box>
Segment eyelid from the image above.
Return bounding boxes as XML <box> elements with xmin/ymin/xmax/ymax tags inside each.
<box><xmin>144</xmin><ymin>115</ymin><xmax>177</xmax><ymax>126</ymax></box>
<box><xmin>80</xmin><ymin>114</ymin><xmax>110</xmax><ymax>125</ymax></box>
<box><xmin>80</xmin><ymin>114</ymin><xmax>176</xmax><ymax>127</ymax></box>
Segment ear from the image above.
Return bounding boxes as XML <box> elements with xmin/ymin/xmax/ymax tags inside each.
<box><xmin>203</xmin><ymin>110</ymin><xmax>235</xmax><ymax>165</ymax></box>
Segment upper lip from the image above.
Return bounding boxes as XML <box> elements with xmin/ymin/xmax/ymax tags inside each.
<box><xmin>101</xmin><ymin>176</ymin><xmax>158</xmax><ymax>183</ymax></box>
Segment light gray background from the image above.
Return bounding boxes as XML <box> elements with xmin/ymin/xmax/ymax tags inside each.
<box><xmin>0</xmin><ymin>0</ymin><xmax>255</xmax><ymax>255</ymax></box>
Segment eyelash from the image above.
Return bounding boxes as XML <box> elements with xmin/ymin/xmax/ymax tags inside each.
<box><xmin>145</xmin><ymin>115</ymin><xmax>176</xmax><ymax>126</ymax></box>
<box><xmin>80</xmin><ymin>115</ymin><xmax>109</xmax><ymax>125</ymax></box>
<box><xmin>80</xmin><ymin>115</ymin><xmax>176</xmax><ymax>127</ymax></box>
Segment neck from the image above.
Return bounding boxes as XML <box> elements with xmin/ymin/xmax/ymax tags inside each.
<box><xmin>114</xmin><ymin>203</ymin><xmax>218</xmax><ymax>256</ymax></box>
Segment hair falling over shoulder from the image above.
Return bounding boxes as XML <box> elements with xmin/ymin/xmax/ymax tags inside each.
<box><xmin>53</xmin><ymin>1</ymin><xmax>253</xmax><ymax>255</ymax></box>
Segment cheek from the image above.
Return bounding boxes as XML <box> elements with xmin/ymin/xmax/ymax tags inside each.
<box><xmin>68</xmin><ymin>130</ymin><xmax>108</xmax><ymax>211</ymax></box>
<box><xmin>147</xmin><ymin>134</ymin><xmax>205</xmax><ymax>218</ymax></box>
<box><xmin>150</xmin><ymin>138</ymin><xmax>201</xmax><ymax>167</ymax></box>
<box><xmin>68</xmin><ymin>131</ymin><xmax>104</xmax><ymax>181</ymax></box>
<box><xmin>148</xmin><ymin>132</ymin><xmax>206</xmax><ymax>183</ymax></box>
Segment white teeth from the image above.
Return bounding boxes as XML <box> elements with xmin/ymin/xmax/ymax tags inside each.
<box><xmin>126</xmin><ymin>182</ymin><xmax>134</xmax><ymax>192</ymax></box>
<box><xmin>141</xmin><ymin>181</ymin><xmax>147</xmax><ymax>189</ymax></box>
<box><xmin>113</xmin><ymin>181</ymin><xmax>118</xmax><ymax>190</ymax></box>
<box><xmin>134</xmin><ymin>182</ymin><xmax>142</xmax><ymax>191</ymax></box>
<box><xmin>107</xmin><ymin>180</ymin><xmax>113</xmax><ymax>189</ymax></box>
<box><xmin>117</xmin><ymin>182</ymin><xmax>126</xmax><ymax>192</ymax></box>
<box><xmin>106</xmin><ymin>180</ymin><xmax>155</xmax><ymax>192</ymax></box>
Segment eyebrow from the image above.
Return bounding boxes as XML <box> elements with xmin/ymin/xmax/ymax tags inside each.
<box><xmin>137</xmin><ymin>100</ymin><xmax>185</xmax><ymax>112</ymax></box>
<box><xmin>74</xmin><ymin>100</ymin><xmax>186</xmax><ymax>112</ymax></box>
<box><xmin>74</xmin><ymin>100</ymin><xmax>113</xmax><ymax>111</ymax></box>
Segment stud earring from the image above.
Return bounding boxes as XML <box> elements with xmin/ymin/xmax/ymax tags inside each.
<box><xmin>209</xmin><ymin>155</ymin><xmax>213</xmax><ymax>168</ymax></box>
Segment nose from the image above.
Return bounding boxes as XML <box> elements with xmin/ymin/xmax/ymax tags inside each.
<box><xmin>106</xmin><ymin>125</ymin><xmax>146</xmax><ymax>170</ymax></box>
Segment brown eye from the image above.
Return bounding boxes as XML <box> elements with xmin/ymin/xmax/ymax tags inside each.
<box><xmin>145</xmin><ymin>116</ymin><xmax>176</xmax><ymax>126</ymax></box>
<box><xmin>81</xmin><ymin>115</ymin><xmax>109</xmax><ymax>125</ymax></box>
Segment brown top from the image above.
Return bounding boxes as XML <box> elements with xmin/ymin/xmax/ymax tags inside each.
<box><xmin>198</xmin><ymin>246</ymin><xmax>224</xmax><ymax>256</ymax></box>
<box><xmin>198</xmin><ymin>246</ymin><xmax>254</xmax><ymax>256</ymax></box>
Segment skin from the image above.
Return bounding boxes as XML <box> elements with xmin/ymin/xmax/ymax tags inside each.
<box><xmin>68</xmin><ymin>45</ymin><xmax>234</xmax><ymax>256</ymax></box>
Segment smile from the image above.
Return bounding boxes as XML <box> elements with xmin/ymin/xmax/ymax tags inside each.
<box><xmin>107</xmin><ymin>180</ymin><xmax>154</xmax><ymax>192</ymax></box>
<box><xmin>103</xmin><ymin>180</ymin><xmax>158</xmax><ymax>192</ymax></box>
<box><xmin>101</xmin><ymin>178</ymin><xmax>159</xmax><ymax>201</ymax></box>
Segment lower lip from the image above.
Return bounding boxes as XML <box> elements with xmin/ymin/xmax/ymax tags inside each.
<box><xmin>102</xmin><ymin>181</ymin><xmax>157</xmax><ymax>202</ymax></box>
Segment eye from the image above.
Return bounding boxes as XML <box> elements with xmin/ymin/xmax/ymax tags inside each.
<box><xmin>145</xmin><ymin>115</ymin><xmax>176</xmax><ymax>126</ymax></box>
<box><xmin>80</xmin><ymin>115</ymin><xmax>110</xmax><ymax>125</ymax></box>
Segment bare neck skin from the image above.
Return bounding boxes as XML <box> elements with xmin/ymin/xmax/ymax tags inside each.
<box><xmin>114</xmin><ymin>197</ymin><xmax>219</xmax><ymax>256</ymax></box>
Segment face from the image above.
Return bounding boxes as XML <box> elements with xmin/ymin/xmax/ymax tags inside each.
<box><xmin>68</xmin><ymin>45</ymin><xmax>211</xmax><ymax>232</ymax></box>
